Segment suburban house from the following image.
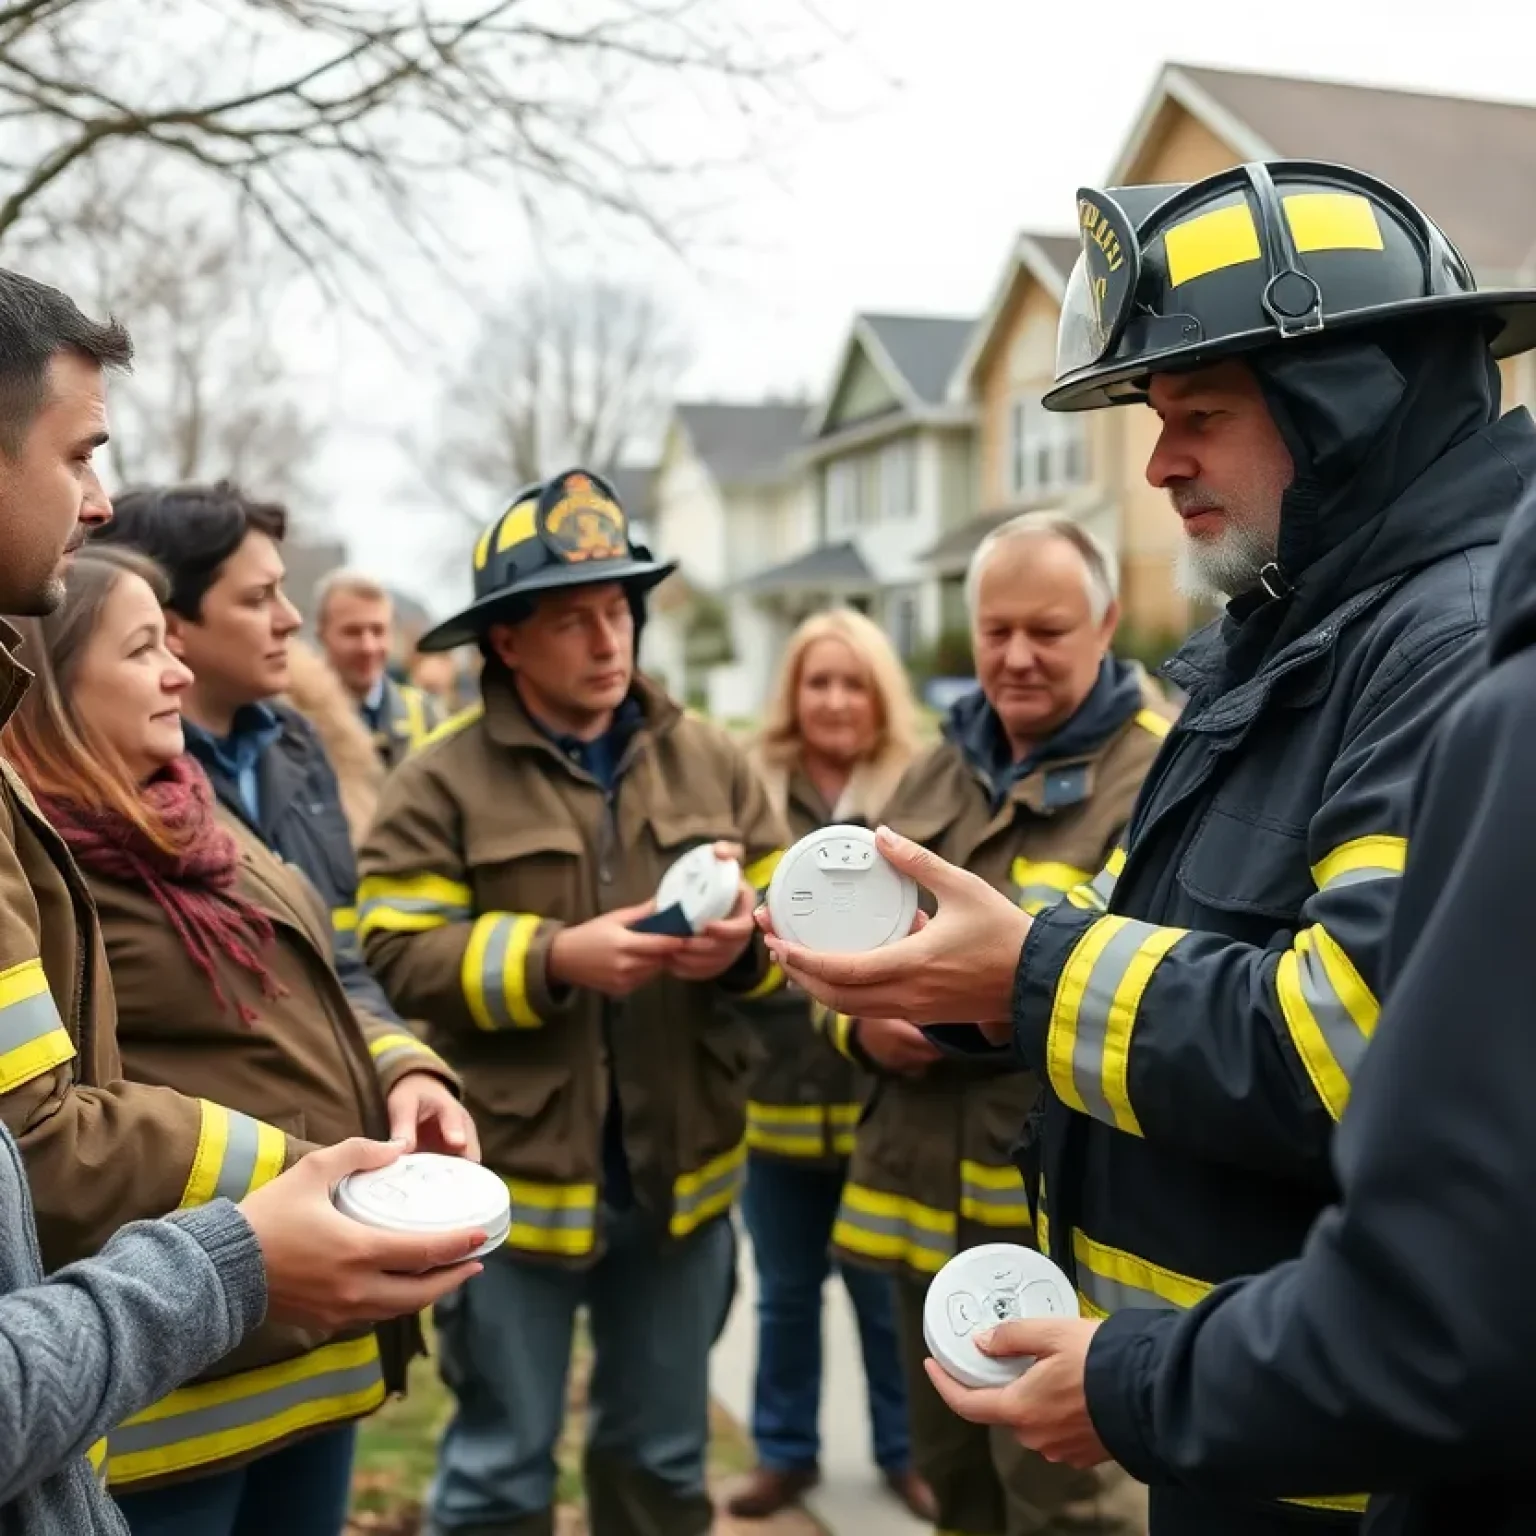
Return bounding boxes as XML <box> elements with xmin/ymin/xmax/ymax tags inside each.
<box><xmin>645</xmin><ymin>62</ymin><xmax>1536</xmax><ymax>716</ymax></box>
<box><xmin>644</xmin><ymin>401</ymin><xmax>814</xmax><ymax>716</ymax></box>
<box><xmin>735</xmin><ymin>313</ymin><xmax>975</xmax><ymax>694</ymax></box>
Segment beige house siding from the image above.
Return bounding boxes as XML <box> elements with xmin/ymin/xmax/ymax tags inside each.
<box><xmin>977</xmin><ymin>281</ymin><xmax>1065</xmax><ymax>511</ymax></box>
<box><xmin>829</xmin><ymin>349</ymin><xmax>899</xmax><ymax>427</ymax></box>
<box><xmin>1122</xmin><ymin>103</ymin><xmax>1249</xmax><ymax>187</ymax></box>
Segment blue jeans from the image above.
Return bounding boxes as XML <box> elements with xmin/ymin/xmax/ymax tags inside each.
<box><xmin>113</xmin><ymin>1423</ymin><xmax>357</xmax><ymax>1536</ymax></box>
<box><xmin>740</xmin><ymin>1154</ymin><xmax>909</xmax><ymax>1473</ymax></box>
<box><xmin>428</xmin><ymin>1205</ymin><xmax>736</xmax><ymax>1533</ymax></box>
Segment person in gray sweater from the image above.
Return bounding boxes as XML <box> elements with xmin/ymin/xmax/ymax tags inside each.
<box><xmin>0</xmin><ymin>1128</ymin><xmax>490</xmax><ymax>1535</ymax></box>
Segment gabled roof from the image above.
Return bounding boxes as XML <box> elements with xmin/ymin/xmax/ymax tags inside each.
<box><xmin>606</xmin><ymin>463</ymin><xmax>657</xmax><ymax>519</ymax></box>
<box><xmin>948</xmin><ymin>232</ymin><xmax>1083</xmax><ymax>402</ymax></box>
<box><xmin>737</xmin><ymin>540</ymin><xmax>877</xmax><ymax>595</ymax></box>
<box><xmin>1114</xmin><ymin>63</ymin><xmax>1536</xmax><ymax>282</ymax></box>
<box><xmin>809</xmin><ymin>312</ymin><xmax>974</xmax><ymax>440</ymax></box>
<box><xmin>673</xmin><ymin>402</ymin><xmax>808</xmax><ymax>489</ymax></box>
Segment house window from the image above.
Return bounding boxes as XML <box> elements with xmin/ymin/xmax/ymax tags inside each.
<box><xmin>881</xmin><ymin>438</ymin><xmax>916</xmax><ymax>520</ymax></box>
<box><xmin>1008</xmin><ymin>394</ymin><xmax>1088</xmax><ymax>501</ymax></box>
<box><xmin>858</xmin><ymin>452</ymin><xmax>882</xmax><ymax>528</ymax></box>
<box><xmin>887</xmin><ymin>589</ymin><xmax>920</xmax><ymax>660</ymax></box>
<box><xmin>825</xmin><ymin>460</ymin><xmax>857</xmax><ymax>538</ymax></box>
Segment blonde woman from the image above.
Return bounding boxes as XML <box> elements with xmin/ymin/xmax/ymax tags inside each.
<box><xmin>728</xmin><ymin>608</ymin><xmax>932</xmax><ymax>1522</ymax></box>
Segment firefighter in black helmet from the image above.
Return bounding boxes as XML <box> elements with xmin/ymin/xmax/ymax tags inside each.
<box><xmin>758</xmin><ymin>161</ymin><xmax>1536</xmax><ymax>1536</ymax></box>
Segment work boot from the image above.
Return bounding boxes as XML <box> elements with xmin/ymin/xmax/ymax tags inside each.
<box><xmin>883</xmin><ymin>1468</ymin><xmax>939</xmax><ymax>1523</ymax></box>
<box><xmin>724</xmin><ymin>1466</ymin><xmax>820</xmax><ymax>1519</ymax></box>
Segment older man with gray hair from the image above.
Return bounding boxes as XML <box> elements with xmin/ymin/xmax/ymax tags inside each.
<box><xmin>815</xmin><ymin>509</ymin><xmax>1172</xmax><ymax>1536</ymax></box>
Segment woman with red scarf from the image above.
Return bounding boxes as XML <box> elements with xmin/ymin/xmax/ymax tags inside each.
<box><xmin>2</xmin><ymin>546</ymin><xmax>479</xmax><ymax>1536</ymax></box>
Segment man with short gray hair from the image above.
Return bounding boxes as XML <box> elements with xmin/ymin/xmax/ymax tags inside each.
<box><xmin>315</xmin><ymin>569</ymin><xmax>443</xmax><ymax>767</ymax></box>
<box><xmin>816</xmin><ymin>514</ymin><xmax>1172</xmax><ymax>1536</ymax></box>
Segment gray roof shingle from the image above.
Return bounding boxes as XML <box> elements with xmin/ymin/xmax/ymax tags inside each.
<box><xmin>862</xmin><ymin>314</ymin><xmax>975</xmax><ymax>406</ymax></box>
<box><xmin>738</xmin><ymin>540</ymin><xmax>876</xmax><ymax>594</ymax></box>
<box><xmin>675</xmin><ymin>402</ymin><xmax>808</xmax><ymax>488</ymax></box>
<box><xmin>1177</xmin><ymin>64</ymin><xmax>1536</xmax><ymax>279</ymax></box>
<box><xmin>1029</xmin><ymin>236</ymin><xmax>1084</xmax><ymax>286</ymax></box>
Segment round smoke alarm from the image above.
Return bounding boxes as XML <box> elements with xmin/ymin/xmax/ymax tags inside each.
<box><xmin>656</xmin><ymin>844</ymin><xmax>741</xmax><ymax>932</ymax></box>
<box><xmin>333</xmin><ymin>1152</ymin><xmax>510</xmax><ymax>1262</ymax></box>
<box><xmin>923</xmin><ymin>1242</ymin><xmax>1080</xmax><ymax>1389</ymax></box>
<box><xmin>765</xmin><ymin>824</ymin><xmax>919</xmax><ymax>954</ymax></box>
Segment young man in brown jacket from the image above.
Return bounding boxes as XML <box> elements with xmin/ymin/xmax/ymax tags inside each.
<box><xmin>818</xmin><ymin>513</ymin><xmax>1169</xmax><ymax>1536</ymax></box>
<box><xmin>357</xmin><ymin>469</ymin><xmax>788</xmax><ymax>1536</ymax></box>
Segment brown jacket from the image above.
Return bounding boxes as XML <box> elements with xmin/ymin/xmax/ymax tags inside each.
<box><xmin>0</xmin><ymin>629</ymin><xmax>307</xmax><ymax>1265</ymax></box>
<box><xmin>828</xmin><ymin>669</ymin><xmax>1173</xmax><ymax>1284</ymax></box>
<box><xmin>0</xmin><ymin>631</ymin><xmax>307</xmax><ymax>1479</ymax></box>
<box><xmin>738</xmin><ymin>763</ymin><xmax>892</xmax><ymax>1166</ymax></box>
<box><xmin>280</xmin><ymin>638</ymin><xmax>386</xmax><ymax>843</ymax></box>
<box><xmin>357</xmin><ymin>672</ymin><xmax>789</xmax><ymax>1267</ymax></box>
<box><xmin>89</xmin><ymin>804</ymin><xmax>458</xmax><ymax>1490</ymax></box>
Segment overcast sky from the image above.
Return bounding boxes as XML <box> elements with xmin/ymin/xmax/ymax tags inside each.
<box><xmin>304</xmin><ymin>0</ymin><xmax>1536</xmax><ymax>617</ymax></box>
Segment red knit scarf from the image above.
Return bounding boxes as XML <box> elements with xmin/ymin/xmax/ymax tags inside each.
<box><xmin>40</xmin><ymin>756</ymin><xmax>285</xmax><ymax>1025</ymax></box>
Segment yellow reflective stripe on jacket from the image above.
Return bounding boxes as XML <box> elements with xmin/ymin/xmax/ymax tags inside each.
<box><xmin>958</xmin><ymin>1160</ymin><xmax>1030</xmax><ymax>1227</ymax></box>
<box><xmin>1068</xmin><ymin>845</ymin><xmax>1127</xmax><ymax>913</ymax></box>
<box><xmin>811</xmin><ymin>1002</ymin><xmax>858</xmax><ymax>1062</ymax></box>
<box><xmin>834</xmin><ymin>1183</ymin><xmax>955</xmax><ymax>1274</ymax></box>
<box><xmin>1071</xmin><ymin>1228</ymin><xmax>1212</xmax><ymax>1316</ymax></box>
<box><xmin>419</xmin><ymin>701</ymin><xmax>484</xmax><ymax>751</ymax></box>
<box><xmin>829</xmin><ymin>1102</ymin><xmax>859</xmax><ymax>1156</ymax></box>
<box><xmin>401</xmin><ymin>687</ymin><xmax>429</xmax><ymax>749</ymax></box>
<box><xmin>1312</xmin><ymin>834</ymin><xmax>1407</xmax><ymax>890</ymax></box>
<box><xmin>87</xmin><ymin>1437</ymin><xmax>108</xmax><ymax>1484</ymax></box>
<box><xmin>178</xmin><ymin>1104</ymin><xmax>287</xmax><ymax>1208</ymax></box>
<box><xmin>746</xmin><ymin>1102</ymin><xmax>823</xmax><ymax>1157</ymax></box>
<box><xmin>1067</xmin><ymin>1230</ymin><xmax>1370</xmax><ymax>1518</ymax></box>
<box><xmin>1135</xmin><ymin>707</ymin><xmax>1172</xmax><ymax>740</ymax></box>
<box><xmin>356</xmin><ymin>872</ymin><xmax>473</xmax><ymax>939</ymax></box>
<box><xmin>461</xmin><ymin>912</ymin><xmax>542</xmax><ymax>1030</ymax></box>
<box><xmin>1046</xmin><ymin>916</ymin><xmax>1188</xmax><ymax>1136</ymax></box>
<box><xmin>504</xmin><ymin>1176</ymin><xmax>597</xmax><ymax>1256</ymax></box>
<box><xmin>1276</xmin><ymin>924</ymin><xmax>1377</xmax><ymax>1120</ymax></box>
<box><xmin>331</xmin><ymin>906</ymin><xmax>358</xmax><ymax>933</ymax></box>
<box><xmin>744</xmin><ymin>849</ymin><xmax>784</xmax><ymax>892</ymax></box>
<box><xmin>367</xmin><ymin>1031</ymin><xmax>451</xmax><ymax>1077</ymax></box>
<box><xmin>0</xmin><ymin>958</ymin><xmax>75</xmax><ymax>1091</ymax></box>
<box><xmin>1010</xmin><ymin>858</ymin><xmax>1093</xmax><ymax>915</ymax></box>
<box><xmin>671</xmin><ymin>1142</ymin><xmax>745</xmax><ymax>1236</ymax></box>
<box><xmin>1036</xmin><ymin>1178</ymin><xmax>1050</xmax><ymax>1255</ymax></box>
<box><xmin>740</xmin><ymin>961</ymin><xmax>785</xmax><ymax>1001</ymax></box>
<box><xmin>107</xmin><ymin>1334</ymin><xmax>384</xmax><ymax>1486</ymax></box>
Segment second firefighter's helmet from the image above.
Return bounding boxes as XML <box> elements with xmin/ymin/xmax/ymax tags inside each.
<box><xmin>1048</xmin><ymin>159</ymin><xmax>1536</xmax><ymax>411</ymax></box>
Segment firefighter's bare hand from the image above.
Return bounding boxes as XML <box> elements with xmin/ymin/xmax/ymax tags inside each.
<box><xmin>924</xmin><ymin>1318</ymin><xmax>1110</xmax><ymax>1469</ymax></box>
<box><xmin>855</xmin><ymin>1016</ymin><xmax>942</xmax><ymax>1075</ymax></box>
<box><xmin>759</xmin><ymin>826</ymin><xmax>1031</xmax><ymax>1025</ymax></box>
<box><xmin>665</xmin><ymin>880</ymin><xmax>757</xmax><ymax>982</ymax></box>
<box><xmin>239</xmin><ymin>1138</ymin><xmax>485</xmax><ymax>1330</ymax></box>
<box><xmin>548</xmin><ymin>903</ymin><xmax>685</xmax><ymax>997</ymax></box>
<box><xmin>387</xmin><ymin>1071</ymin><xmax>481</xmax><ymax>1161</ymax></box>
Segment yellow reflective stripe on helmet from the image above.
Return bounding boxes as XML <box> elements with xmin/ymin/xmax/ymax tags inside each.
<box><xmin>1311</xmin><ymin>834</ymin><xmax>1407</xmax><ymax>891</ymax></box>
<box><xmin>834</xmin><ymin>1183</ymin><xmax>955</xmax><ymax>1274</ymax></box>
<box><xmin>461</xmin><ymin>912</ymin><xmax>542</xmax><ymax>1030</ymax></box>
<box><xmin>744</xmin><ymin>849</ymin><xmax>784</xmax><ymax>892</ymax></box>
<box><xmin>1283</xmin><ymin>191</ymin><xmax>1383</xmax><ymax>256</ymax></box>
<box><xmin>505</xmin><ymin>1176</ymin><xmax>597</xmax><ymax>1256</ymax></box>
<box><xmin>495</xmin><ymin>499</ymin><xmax>539</xmax><ymax>553</ymax></box>
<box><xmin>473</xmin><ymin>522</ymin><xmax>496</xmax><ymax>572</ymax></box>
<box><xmin>367</xmin><ymin>1031</ymin><xmax>450</xmax><ymax>1077</ymax></box>
<box><xmin>356</xmin><ymin>873</ymin><xmax>473</xmax><ymax>939</ymax></box>
<box><xmin>0</xmin><ymin>958</ymin><xmax>75</xmax><ymax>1091</ymax></box>
<box><xmin>959</xmin><ymin>1160</ymin><xmax>1030</xmax><ymax>1228</ymax></box>
<box><xmin>1164</xmin><ymin>202</ymin><xmax>1262</xmax><ymax>287</ymax></box>
<box><xmin>1010</xmin><ymin>857</ymin><xmax>1093</xmax><ymax>915</ymax></box>
<box><xmin>179</xmin><ymin>1104</ymin><xmax>286</xmax><ymax>1208</ymax></box>
<box><xmin>1046</xmin><ymin>916</ymin><xmax>1187</xmax><ymax>1136</ymax></box>
<box><xmin>1276</xmin><ymin>925</ymin><xmax>1377</xmax><ymax>1121</ymax></box>
<box><xmin>671</xmin><ymin>1142</ymin><xmax>745</xmax><ymax>1236</ymax></box>
<box><xmin>107</xmin><ymin>1335</ymin><xmax>384</xmax><ymax>1485</ymax></box>
<box><xmin>1134</xmin><ymin>707</ymin><xmax>1171</xmax><ymax>739</ymax></box>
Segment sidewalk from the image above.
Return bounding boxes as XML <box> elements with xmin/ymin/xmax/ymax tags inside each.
<box><xmin>711</xmin><ymin>1219</ymin><xmax>927</xmax><ymax>1536</ymax></box>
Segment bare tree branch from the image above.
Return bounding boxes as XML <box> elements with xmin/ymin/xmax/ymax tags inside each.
<box><xmin>427</xmin><ymin>277</ymin><xmax>689</xmax><ymax>533</ymax></box>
